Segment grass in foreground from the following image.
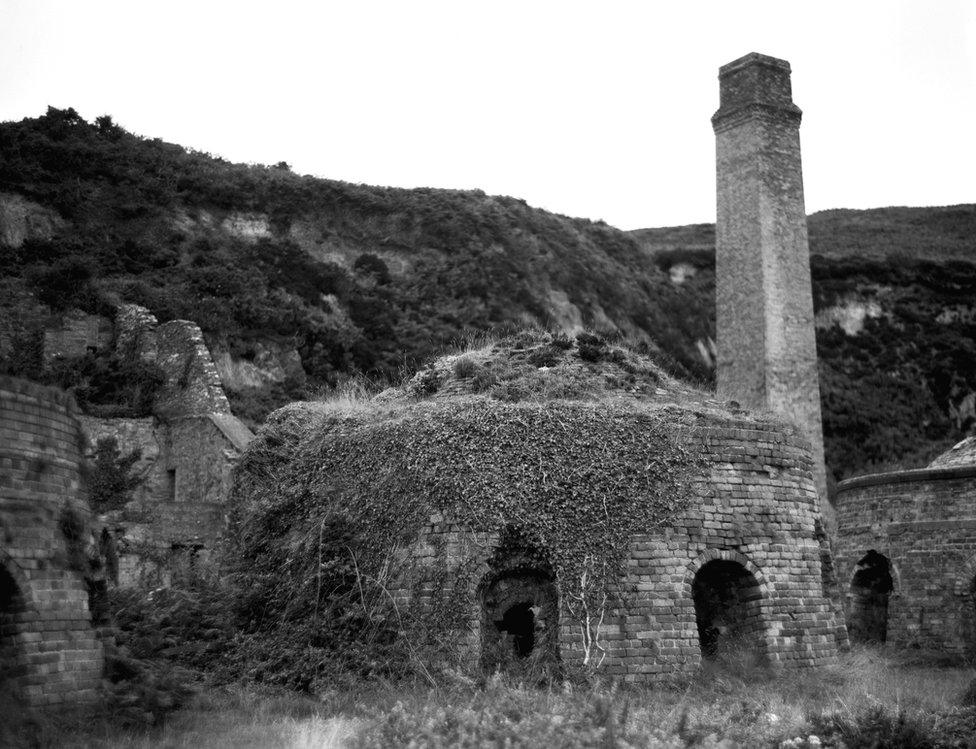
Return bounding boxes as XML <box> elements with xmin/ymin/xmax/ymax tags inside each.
<box><xmin>7</xmin><ymin>647</ymin><xmax>976</xmax><ymax>748</ymax></box>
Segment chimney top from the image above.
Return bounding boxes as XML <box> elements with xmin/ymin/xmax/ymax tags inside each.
<box><xmin>713</xmin><ymin>52</ymin><xmax>801</xmax><ymax>128</ymax></box>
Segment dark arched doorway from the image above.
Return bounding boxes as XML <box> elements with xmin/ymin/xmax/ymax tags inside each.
<box><xmin>480</xmin><ymin>571</ymin><xmax>559</xmax><ymax>677</ymax></box>
<box><xmin>848</xmin><ymin>550</ymin><xmax>894</xmax><ymax>644</ymax></box>
<box><xmin>692</xmin><ymin>559</ymin><xmax>766</xmax><ymax>663</ymax></box>
<box><xmin>1</xmin><ymin>565</ymin><xmax>27</xmax><ymax>697</ymax></box>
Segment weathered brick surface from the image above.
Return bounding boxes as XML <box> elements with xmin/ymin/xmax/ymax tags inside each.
<box><xmin>395</xmin><ymin>417</ymin><xmax>841</xmax><ymax>681</ymax></box>
<box><xmin>835</xmin><ymin>466</ymin><xmax>976</xmax><ymax>655</ymax></box>
<box><xmin>712</xmin><ymin>53</ymin><xmax>829</xmax><ymax>519</ymax></box>
<box><xmin>0</xmin><ymin>376</ymin><xmax>104</xmax><ymax>707</ymax></box>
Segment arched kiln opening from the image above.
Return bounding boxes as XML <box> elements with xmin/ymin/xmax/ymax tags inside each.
<box><xmin>0</xmin><ymin>564</ymin><xmax>27</xmax><ymax>695</ymax></box>
<box><xmin>848</xmin><ymin>550</ymin><xmax>894</xmax><ymax>644</ymax></box>
<box><xmin>480</xmin><ymin>571</ymin><xmax>559</xmax><ymax>676</ymax></box>
<box><xmin>692</xmin><ymin>559</ymin><xmax>766</xmax><ymax>663</ymax></box>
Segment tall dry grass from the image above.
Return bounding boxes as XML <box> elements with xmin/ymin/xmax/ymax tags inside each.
<box><xmin>7</xmin><ymin>647</ymin><xmax>975</xmax><ymax>748</ymax></box>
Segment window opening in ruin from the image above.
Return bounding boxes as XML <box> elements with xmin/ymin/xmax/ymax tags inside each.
<box><xmin>166</xmin><ymin>469</ymin><xmax>176</xmax><ymax>502</ymax></box>
<box><xmin>848</xmin><ymin>550</ymin><xmax>893</xmax><ymax>644</ymax></box>
<box><xmin>692</xmin><ymin>559</ymin><xmax>766</xmax><ymax>663</ymax></box>
<box><xmin>1</xmin><ymin>566</ymin><xmax>25</xmax><ymax>688</ymax></box>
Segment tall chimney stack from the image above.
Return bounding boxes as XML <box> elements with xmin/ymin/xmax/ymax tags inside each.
<box><xmin>712</xmin><ymin>53</ymin><xmax>829</xmax><ymax>516</ymax></box>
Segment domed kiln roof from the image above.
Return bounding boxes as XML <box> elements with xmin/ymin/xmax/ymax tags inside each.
<box><xmin>928</xmin><ymin>435</ymin><xmax>976</xmax><ymax>469</ymax></box>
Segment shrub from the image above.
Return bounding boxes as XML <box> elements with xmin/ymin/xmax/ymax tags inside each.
<box><xmin>353</xmin><ymin>253</ymin><xmax>392</xmax><ymax>285</ymax></box>
<box><xmin>85</xmin><ymin>436</ymin><xmax>143</xmax><ymax>514</ymax></box>
<box><xmin>0</xmin><ymin>328</ymin><xmax>45</xmax><ymax>379</ymax></box>
<box><xmin>48</xmin><ymin>350</ymin><xmax>166</xmax><ymax>417</ymax></box>
<box><xmin>809</xmin><ymin>704</ymin><xmax>939</xmax><ymax>748</ymax></box>
<box><xmin>26</xmin><ymin>255</ymin><xmax>96</xmax><ymax>310</ymax></box>
<box><xmin>527</xmin><ymin>345</ymin><xmax>562</xmax><ymax>368</ymax></box>
<box><xmin>575</xmin><ymin>332</ymin><xmax>606</xmax><ymax>362</ymax></box>
<box><xmin>409</xmin><ymin>366</ymin><xmax>442</xmax><ymax>397</ymax></box>
<box><xmin>452</xmin><ymin>356</ymin><xmax>479</xmax><ymax>379</ymax></box>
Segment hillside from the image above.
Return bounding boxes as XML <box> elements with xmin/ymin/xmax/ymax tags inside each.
<box><xmin>631</xmin><ymin>206</ymin><xmax>976</xmax><ymax>484</ymax></box>
<box><xmin>1</xmin><ymin>107</ymin><xmax>974</xmax><ymax>486</ymax></box>
<box><xmin>0</xmin><ymin>109</ymin><xmax>708</xmax><ymax>409</ymax></box>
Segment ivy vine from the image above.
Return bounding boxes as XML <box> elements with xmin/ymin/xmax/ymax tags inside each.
<box><xmin>231</xmin><ymin>395</ymin><xmax>705</xmax><ymax>671</ymax></box>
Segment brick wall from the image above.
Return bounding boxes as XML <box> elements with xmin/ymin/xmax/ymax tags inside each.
<box><xmin>712</xmin><ymin>52</ymin><xmax>830</xmax><ymax>520</ymax></box>
<box><xmin>394</xmin><ymin>418</ymin><xmax>842</xmax><ymax>682</ymax></box>
<box><xmin>0</xmin><ymin>376</ymin><xmax>104</xmax><ymax>707</ymax></box>
<box><xmin>835</xmin><ymin>466</ymin><xmax>976</xmax><ymax>655</ymax></box>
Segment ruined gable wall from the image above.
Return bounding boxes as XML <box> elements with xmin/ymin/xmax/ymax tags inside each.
<box><xmin>153</xmin><ymin>320</ymin><xmax>230</xmax><ymax>418</ymax></box>
<box><xmin>835</xmin><ymin>467</ymin><xmax>976</xmax><ymax>654</ymax></box>
<box><xmin>395</xmin><ymin>419</ymin><xmax>841</xmax><ymax>681</ymax></box>
<box><xmin>0</xmin><ymin>376</ymin><xmax>103</xmax><ymax>707</ymax></box>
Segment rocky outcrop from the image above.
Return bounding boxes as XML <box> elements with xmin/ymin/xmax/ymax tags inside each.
<box><xmin>0</xmin><ymin>192</ymin><xmax>65</xmax><ymax>248</ymax></box>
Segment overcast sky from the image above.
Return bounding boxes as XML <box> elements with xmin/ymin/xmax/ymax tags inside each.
<box><xmin>1</xmin><ymin>1</ymin><xmax>973</xmax><ymax>230</ymax></box>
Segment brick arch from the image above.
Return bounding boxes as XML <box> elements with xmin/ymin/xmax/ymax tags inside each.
<box><xmin>0</xmin><ymin>552</ymin><xmax>33</xmax><ymax>695</ymax></box>
<box><xmin>953</xmin><ymin>554</ymin><xmax>976</xmax><ymax>597</ymax></box>
<box><xmin>0</xmin><ymin>549</ymin><xmax>35</xmax><ymax>606</ymax></box>
<box><xmin>846</xmin><ymin>548</ymin><xmax>902</xmax><ymax>598</ymax></box>
<box><xmin>683</xmin><ymin>548</ymin><xmax>770</xmax><ymax>597</ymax></box>
<box><xmin>685</xmin><ymin>548</ymin><xmax>770</xmax><ymax>662</ymax></box>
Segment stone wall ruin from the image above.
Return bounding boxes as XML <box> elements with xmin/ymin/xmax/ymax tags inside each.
<box><xmin>86</xmin><ymin>305</ymin><xmax>252</xmax><ymax>587</ymax></box>
<box><xmin>0</xmin><ymin>376</ymin><xmax>104</xmax><ymax>707</ymax></box>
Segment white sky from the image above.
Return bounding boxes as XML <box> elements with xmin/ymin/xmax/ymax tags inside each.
<box><xmin>1</xmin><ymin>1</ymin><xmax>974</xmax><ymax>230</ymax></box>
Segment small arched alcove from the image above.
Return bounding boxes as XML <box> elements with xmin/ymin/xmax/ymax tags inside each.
<box><xmin>848</xmin><ymin>550</ymin><xmax>894</xmax><ymax>644</ymax></box>
<box><xmin>692</xmin><ymin>559</ymin><xmax>766</xmax><ymax>663</ymax></box>
<box><xmin>0</xmin><ymin>564</ymin><xmax>27</xmax><ymax>695</ymax></box>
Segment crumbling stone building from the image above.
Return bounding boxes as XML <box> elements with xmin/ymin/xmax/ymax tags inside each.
<box><xmin>78</xmin><ymin>304</ymin><xmax>253</xmax><ymax>586</ymax></box>
<box><xmin>835</xmin><ymin>437</ymin><xmax>976</xmax><ymax>655</ymax></box>
<box><xmin>36</xmin><ymin>300</ymin><xmax>252</xmax><ymax>586</ymax></box>
<box><xmin>0</xmin><ymin>377</ymin><xmax>104</xmax><ymax>707</ymax></box>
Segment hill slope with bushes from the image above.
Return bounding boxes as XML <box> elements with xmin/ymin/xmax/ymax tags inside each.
<box><xmin>631</xmin><ymin>206</ymin><xmax>976</xmax><ymax>484</ymax></box>
<box><xmin>1</xmin><ymin>107</ymin><xmax>974</xmax><ymax>484</ymax></box>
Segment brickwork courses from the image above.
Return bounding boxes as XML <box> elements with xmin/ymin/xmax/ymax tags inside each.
<box><xmin>390</xmin><ymin>417</ymin><xmax>841</xmax><ymax>680</ymax></box>
<box><xmin>835</xmin><ymin>460</ymin><xmax>976</xmax><ymax>656</ymax></box>
<box><xmin>711</xmin><ymin>53</ymin><xmax>829</xmax><ymax>518</ymax></box>
<box><xmin>0</xmin><ymin>376</ymin><xmax>104</xmax><ymax>707</ymax></box>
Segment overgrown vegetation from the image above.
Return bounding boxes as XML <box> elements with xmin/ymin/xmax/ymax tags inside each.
<box><xmin>227</xmin><ymin>333</ymin><xmax>718</xmax><ymax>688</ymax></box>
<box><xmin>85</xmin><ymin>437</ymin><xmax>144</xmax><ymax>514</ymax></box>
<box><xmin>0</xmin><ymin>341</ymin><xmax>166</xmax><ymax>418</ymax></box>
<box><xmin>0</xmin><ymin>106</ymin><xmax>703</xmax><ymax>401</ymax></box>
<box><xmin>6</xmin><ymin>647</ymin><xmax>976</xmax><ymax>747</ymax></box>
